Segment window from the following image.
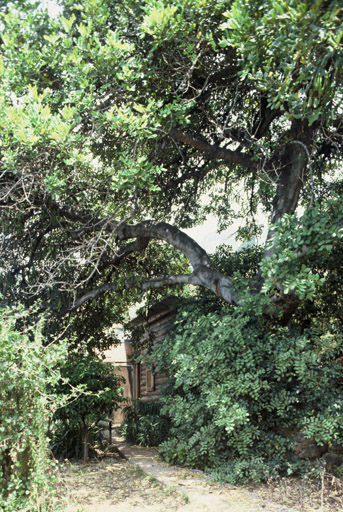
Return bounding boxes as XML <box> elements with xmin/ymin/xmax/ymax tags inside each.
<box><xmin>146</xmin><ymin>369</ymin><xmax>155</xmax><ymax>391</ymax></box>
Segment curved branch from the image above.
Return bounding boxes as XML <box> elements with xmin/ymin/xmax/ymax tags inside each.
<box><xmin>116</xmin><ymin>220</ymin><xmax>211</xmax><ymax>269</ymax></box>
<box><xmin>27</xmin><ymin>202</ymin><xmax>238</xmax><ymax>311</ymax></box>
<box><xmin>59</xmin><ymin>267</ymin><xmax>238</xmax><ymax>316</ymax></box>
<box><xmin>169</xmin><ymin>128</ymin><xmax>258</xmax><ymax>169</ymax></box>
<box><xmin>142</xmin><ymin>267</ymin><xmax>237</xmax><ymax>305</ymax></box>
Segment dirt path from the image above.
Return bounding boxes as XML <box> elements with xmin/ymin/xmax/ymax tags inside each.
<box><xmin>113</xmin><ymin>440</ymin><xmax>300</xmax><ymax>512</ymax></box>
<box><xmin>58</xmin><ymin>435</ymin><xmax>343</xmax><ymax>512</ymax></box>
<box><xmin>60</xmin><ymin>457</ymin><xmax>187</xmax><ymax>512</ymax></box>
<box><xmin>59</xmin><ymin>443</ymin><xmax>299</xmax><ymax>512</ymax></box>
<box><xmin>60</xmin><ymin>456</ymin><xmax>296</xmax><ymax>512</ymax></box>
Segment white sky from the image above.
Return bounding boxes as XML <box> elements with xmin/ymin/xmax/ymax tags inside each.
<box><xmin>186</xmin><ymin>217</ymin><xmax>241</xmax><ymax>253</ymax></box>
<box><xmin>40</xmin><ymin>0</ymin><xmax>62</xmax><ymax>16</ymax></box>
<box><xmin>185</xmin><ymin>213</ymin><xmax>268</xmax><ymax>253</ymax></box>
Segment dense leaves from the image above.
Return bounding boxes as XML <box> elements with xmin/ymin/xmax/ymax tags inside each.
<box><xmin>0</xmin><ymin>306</ymin><xmax>68</xmax><ymax>511</ymax></box>
<box><xmin>0</xmin><ymin>0</ymin><xmax>343</xmax><ymax>319</ymax></box>
<box><xmin>151</xmin><ymin>300</ymin><xmax>343</xmax><ymax>482</ymax></box>
<box><xmin>221</xmin><ymin>0</ymin><xmax>343</xmax><ymax>125</ymax></box>
<box><xmin>120</xmin><ymin>400</ymin><xmax>170</xmax><ymax>447</ymax></box>
<box><xmin>51</xmin><ymin>350</ymin><xmax>124</xmax><ymax>461</ymax></box>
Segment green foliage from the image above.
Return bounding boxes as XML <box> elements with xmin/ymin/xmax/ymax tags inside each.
<box><xmin>220</xmin><ymin>0</ymin><xmax>343</xmax><ymax>123</ymax></box>
<box><xmin>1</xmin><ymin>0</ymin><xmax>343</xmax><ymax>487</ymax></box>
<box><xmin>261</xmin><ymin>197</ymin><xmax>343</xmax><ymax>300</ymax></box>
<box><xmin>51</xmin><ymin>349</ymin><xmax>124</xmax><ymax>459</ymax></box>
<box><xmin>49</xmin><ymin>419</ymin><xmax>102</xmax><ymax>461</ymax></box>
<box><xmin>0</xmin><ymin>306</ymin><xmax>68</xmax><ymax>512</ymax></box>
<box><xmin>296</xmin><ymin>240</ymin><xmax>343</xmax><ymax>328</ymax></box>
<box><xmin>150</xmin><ymin>300</ymin><xmax>343</xmax><ymax>483</ymax></box>
<box><xmin>121</xmin><ymin>400</ymin><xmax>170</xmax><ymax>447</ymax></box>
<box><xmin>1</xmin><ymin>0</ymin><xmax>343</xmax><ymax>317</ymax></box>
<box><xmin>213</xmin><ymin>244</ymin><xmax>262</xmax><ymax>276</ymax></box>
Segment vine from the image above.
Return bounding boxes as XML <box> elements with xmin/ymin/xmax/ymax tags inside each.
<box><xmin>0</xmin><ymin>306</ymin><xmax>67</xmax><ymax>512</ymax></box>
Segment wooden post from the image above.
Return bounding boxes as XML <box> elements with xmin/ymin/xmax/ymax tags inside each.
<box><xmin>109</xmin><ymin>419</ymin><xmax>112</xmax><ymax>445</ymax></box>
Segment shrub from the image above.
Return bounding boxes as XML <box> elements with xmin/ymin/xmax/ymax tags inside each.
<box><xmin>50</xmin><ymin>351</ymin><xmax>124</xmax><ymax>461</ymax></box>
<box><xmin>49</xmin><ymin>419</ymin><xmax>102</xmax><ymax>461</ymax></box>
<box><xmin>121</xmin><ymin>400</ymin><xmax>171</xmax><ymax>447</ymax></box>
<box><xmin>0</xmin><ymin>306</ymin><xmax>68</xmax><ymax>512</ymax></box>
<box><xmin>151</xmin><ymin>299</ymin><xmax>343</xmax><ymax>483</ymax></box>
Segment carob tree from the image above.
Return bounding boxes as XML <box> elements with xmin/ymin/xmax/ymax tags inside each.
<box><xmin>0</xmin><ymin>0</ymin><xmax>343</xmax><ymax>328</ymax></box>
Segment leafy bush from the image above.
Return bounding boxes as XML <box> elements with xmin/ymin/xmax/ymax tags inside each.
<box><xmin>121</xmin><ymin>400</ymin><xmax>170</xmax><ymax>447</ymax></box>
<box><xmin>49</xmin><ymin>419</ymin><xmax>102</xmax><ymax>461</ymax></box>
<box><xmin>151</xmin><ymin>299</ymin><xmax>343</xmax><ymax>483</ymax></box>
<box><xmin>0</xmin><ymin>306</ymin><xmax>68</xmax><ymax>512</ymax></box>
<box><xmin>50</xmin><ymin>351</ymin><xmax>124</xmax><ymax>461</ymax></box>
<box><xmin>0</xmin><ymin>303</ymin><xmax>123</xmax><ymax>512</ymax></box>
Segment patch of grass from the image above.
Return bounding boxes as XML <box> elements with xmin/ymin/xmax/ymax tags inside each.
<box><xmin>181</xmin><ymin>492</ymin><xmax>190</xmax><ymax>504</ymax></box>
<box><xmin>147</xmin><ymin>474</ymin><xmax>160</xmax><ymax>487</ymax></box>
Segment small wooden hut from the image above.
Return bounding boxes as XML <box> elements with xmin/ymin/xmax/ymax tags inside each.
<box><xmin>130</xmin><ymin>297</ymin><xmax>177</xmax><ymax>401</ymax></box>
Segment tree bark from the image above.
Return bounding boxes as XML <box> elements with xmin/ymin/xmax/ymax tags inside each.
<box><xmin>261</xmin><ymin>122</ymin><xmax>314</xmax><ymax>324</ymax></box>
<box><xmin>264</xmin><ymin>122</ymin><xmax>314</xmax><ymax>259</ymax></box>
<box><xmin>170</xmin><ymin>128</ymin><xmax>258</xmax><ymax>169</ymax></box>
<box><xmin>82</xmin><ymin>422</ymin><xmax>89</xmax><ymax>462</ymax></box>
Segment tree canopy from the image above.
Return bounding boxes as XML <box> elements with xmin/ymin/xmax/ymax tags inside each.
<box><xmin>1</xmin><ymin>0</ymin><xmax>343</xmax><ymax>326</ymax></box>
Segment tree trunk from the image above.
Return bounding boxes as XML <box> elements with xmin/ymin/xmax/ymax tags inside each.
<box><xmin>264</xmin><ymin>121</ymin><xmax>314</xmax><ymax>259</ymax></box>
<box><xmin>262</xmin><ymin>121</ymin><xmax>314</xmax><ymax>324</ymax></box>
<box><xmin>81</xmin><ymin>422</ymin><xmax>89</xmax><ymax>462</ymax></box>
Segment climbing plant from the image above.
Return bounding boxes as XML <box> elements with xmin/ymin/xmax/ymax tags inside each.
<box><xmin>0</xmin><ymin>306</ymin><xmax>68</xmax><ymax>512</ymax></box>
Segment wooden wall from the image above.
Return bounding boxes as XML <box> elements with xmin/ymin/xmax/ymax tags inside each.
<box><xmin>134</xmin><ymin>310</ymin><xmax>175</xmax><ymax>401</ymax></box>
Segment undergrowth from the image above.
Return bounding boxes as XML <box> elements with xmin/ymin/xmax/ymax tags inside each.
<box><xmin>0</xmin><ymin>306</ymin><xmax>68</xmax><ymax>512</ymax></box>
<box><xmin>146</xmin><ymin>298</ymin><xmax>343</xmax><ymax>484</ymax></box>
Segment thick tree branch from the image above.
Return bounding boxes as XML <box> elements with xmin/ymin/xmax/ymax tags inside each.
<box><xmin>254</xmin><ymin>108</ymin><xmax>280</xmax><ymax>139</ymax></box>
<box><xmin>115</xmin><ymin>220</ymin><xmax>211</xmax><ymax>269</ymax></box>
<box><xmin>31</xmin><ymin>199</ymin><xmax>216</xmax><ymax>275</ymax></box>
<box><xmin>169</xmin><ymin>128</ymin><xmax>258</xmax><ymax>169</ymax></box>
<box><xmin>60</xmin><ymin>267</ymin><xmax>238</xmax><ymax>316</ymax></box>
<box><xmin>51</xmin><ymin>218</ymin><xmax>238</xmax><ymax>314</ymax></box>
<box><xmin>143</xmin><ymin>267</ymin><xmax>237</xmax><ymax>304</ymax></box>
<box><xmin>264</xmin><ymin>122</ymin><xmax>314</xmax><ymax>259</ymax></box>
